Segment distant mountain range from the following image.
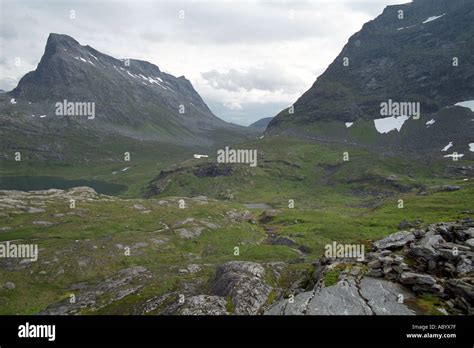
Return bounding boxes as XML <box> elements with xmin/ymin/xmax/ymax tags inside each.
<box><xmin>268</xmin><ymin>0</ymin><xmax>473</xmax><ymax>158</ymax></box>
<box><xmin>248</xmin><ymin>117</ymin><xmax>273</xmax><ymax>131</ymax></box>
<box><xmin>0</xmin><ymin>33</ymin><xmax>255</xmax><ymax>161</ymax></box>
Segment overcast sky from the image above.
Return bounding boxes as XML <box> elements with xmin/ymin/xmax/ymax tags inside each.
<box><xmin>0</xmin><ymin>0</ymin><xmax>409</xmax><ymax>125</ymax></box>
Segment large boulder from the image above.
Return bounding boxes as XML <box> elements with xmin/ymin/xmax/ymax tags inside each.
<box><xmin>211</xmin><ymin>261</ymin><xmax>272</xmax><ymax>315</ymax></box>
<box><xmin>373</xmin><ymin>231</ymin><xmax>415</xmax><ymax>250</ymax></box>
<box><xmin>409</xmin><ymin>231</ymin><xmax>445</xmax><ymax>261</ymax></box>
<box><xmin>399</xmin><ymin>272</ymin><xmax>437</xmax><ymax>285</ymax></box>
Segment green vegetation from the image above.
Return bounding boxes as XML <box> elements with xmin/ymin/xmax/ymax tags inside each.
<box><xmin>324</xmin><ymin>269</ymin><xmax>341</xmax><ymax>287</ymax></box>
<box><xmin>415</xmin><ymin>294</ymin><xmax>447</xmax><ymax>316</ymax></box>
<box><xmin>0</xmin><ymin>134</ymin><xmax>472</xmax><ymax>314</ymax></box>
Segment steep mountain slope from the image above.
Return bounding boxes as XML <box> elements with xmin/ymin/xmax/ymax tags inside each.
<box><xmin>0</xmin><ymin>33</ymin><xmax>255</xmax><ymax>162</ymax></box>
<box><xmin>267</xmin><ymin>0</ymin><xmax>474</xmax><ymax>157</ymax></box>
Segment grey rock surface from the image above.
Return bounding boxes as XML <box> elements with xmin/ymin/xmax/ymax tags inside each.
<box><xmin>167</xmin><ymin>295</ymin><xmax>229</xmax><ymax>315</ymax></box>
<box><xmin>40</xmin><ymin>266</ymin><xmax>152</xmax><ymax>314</ymax></box>
<box><xmin>373</xmin><ymin>231</ymin><xmax>415</xmax><ymax>250</ymax></box>
<box><xmin>211</xmin><ymin>261</ymin><xmax>272</xmax><ymax>315</ymax></box>
<box><xmin>266</xmin><ymin>276</ymin><xmax>415</xmax><ymax>315</ymax></box>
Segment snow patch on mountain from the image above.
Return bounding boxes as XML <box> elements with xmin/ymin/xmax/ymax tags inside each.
<box><xmin>455</xmin><ymin>100</ymin><xmax>474</xmax><ymax>112</ymax></box>
<box><xmin>397</xmin><ymin>25</ymin><xmax>417</xmax><ymax>31</ymax></box>
<box><xmin>444</xmin><ymin>153</ymin><xmax>464</xmax><ymax>159</ymax></box>
<box><xmin>422</xmin><ymin>14</ymin><xmax>446</xmax><ymax>24</ymax></box>
<box><xmin>374</xmin><ymin>115</ymin><xmax>410</xmax><ymax>134</ymax></box>
<box><xmin>193</xmin><ymin>154</ymin><xmax>208</xmax><ymax>159</ymax></box>
<box><xmin>441</xmin><ymin>142</ymin><xmax>453</xmax><ymax>151</ymax></box>
<box><xmin>426</xmin><ymin>119</ymin><xmax>435</xmax><ymax>127</ymax></box>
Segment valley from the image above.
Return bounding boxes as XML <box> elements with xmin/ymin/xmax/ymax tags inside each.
<box><xmin>0</xmin><ymin>133</ymin><xmax>472</xmax><ymax>315</ymax></box>
<box><xmin>1</xmin><ymin>0</ymin><xmax>473</xmax><ymax>317</ymax></box>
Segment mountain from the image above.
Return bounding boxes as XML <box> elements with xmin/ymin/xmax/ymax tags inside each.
<box><xmin>267</xmin><ymin>0</ymin><xmax>474</xmax><ymax>157</ymax></box>
<box><xmin>248</xmin><ymin>117</ymin><xmax>273</xmax><ymax>131</ymax></box>
<box><xmin>1</xmin><ymin>2</ymin><xmax>473</xmax><ymax>321</ymax></box>
<box><xmin>0</xmin><ymin>33</ymin><xmax>255</xmax><ymax>162</ymax></box>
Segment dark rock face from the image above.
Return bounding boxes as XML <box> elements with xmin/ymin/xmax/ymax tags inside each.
<box><xmin>193</xmin><ymin>164</ymin><xmax>234</xmax><ymax>178</ymax></box>
<box><xmin>266</xmin><ymin>0</ymin><xmax>474</xmax><ymax>158</ymax></box>
<box><xmin>269</xmin><ymin>0</ymin><xmax>474</xmax><ymax>126</ymax></box>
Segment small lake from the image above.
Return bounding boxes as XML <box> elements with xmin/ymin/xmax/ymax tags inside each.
<box><xmin>0</xmin><ymin>176</ymin><xmax>127</xmax><ymax>196</ymax></box>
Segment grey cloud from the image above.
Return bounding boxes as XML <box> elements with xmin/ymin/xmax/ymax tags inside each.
<box><xmin>202</xmin><ymin>65</ymin><xmax>303</xmax><ymax>93</ymax></box>
<box><xmin>0</xmin><ymin>76</ymin><xmax>18</xmax><ymax>91</ymax></box>
<box><xmin>0</xmin><ymin>26</ymin><xmax>18</xmax><ymax>40</ymax></box>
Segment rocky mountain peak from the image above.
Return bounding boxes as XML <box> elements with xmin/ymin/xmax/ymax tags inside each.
<box><xmin>46</xmin><ymin>33</ymin><xmax>80</xmax><ymax>50</ymax></box>
<box><xmin>4</xmin><ymin>33</ymin><xmax>253</xmax><ymax>149</ymax></box>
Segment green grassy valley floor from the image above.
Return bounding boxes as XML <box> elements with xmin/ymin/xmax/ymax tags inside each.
<box><xmin>0</xmin><ymin>135</ymin><xmax>472</xmax><ymax>314</ymax></box>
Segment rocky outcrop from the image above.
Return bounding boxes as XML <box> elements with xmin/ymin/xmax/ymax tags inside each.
<box><xmin>160</xmin><ymin>261</ymin><xmax>274</xmax><ymax>315</ymax></box>
<box><xmin>266</xmin><ymin>219</ymin><xmax>473</xmax><ymax>315</ymax></box>
<box><xmin>211</xmin><ymin>261</ymin><xmax>272</xmax><ymax>315</ymax></box>
<box><xmin>165</xmin><ymin>295</ymin><xmax>230</xmax><ymax>315</ymax></box>
<box><xmin>373</xmin><ymin>231</ymin><xmax>416</xmax><ymax>250</ymax></box>
<box><xmin>171</xmin><ymin>217</ymin><xmax>219</xmax><ymax>239</ymax></box>
<box><xmin>365</xmin><ymin>219</ymin><xmax>473</xmax><ymax>313</ymax></box>
<box><xmin>226</xmin><ymin>209</ymin><xmax>255</xmax><ymax>224</ymax></box>
<box><xmin>266</xmin><ymin>274</ymin><xmax>414</xmax><ymax>315</ymax></box>
<box><xmin>40</xmin><ymin>266</ymin><xmax>152</xmax><ymax>314</ymax></box>
<box><xmin>0</xmin><ymin>186</ymin><xmax>107</xmax><ymax>213</ymax></box>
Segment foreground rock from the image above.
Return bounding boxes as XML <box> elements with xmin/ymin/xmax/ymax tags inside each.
<box><xmin>211</xmin><ymin>261</ymin><xmax>272</xmax><ymax>315</ymax></box>
<box><xmin>162</xmin><ymin>261</ymin><xmax>274</xmax><ymax>315</ymax></box>
<box><xmin>165</xmin><ymin>295</ymin><xmax>229</xmax><ymax>315</ymax></box>
<box><xmin>266</xmin><ymin>219</ymin><xmax>473</xmax><ymax>315</ymax></box>
<box><xmin>40</xmin><ymin>266</ymin><xmax>152</xmax><ymax>314</ymax></box>
<box><xmin>373</xmin><ymin>231</ymin><xmax>415</xmax><ymax>250</ymax></box>
<box><xmin>266</xmin><ymin>275</ymin><xmax>415</xmax><ymax>315</ymax></box>
<box><xmin>366</xmin><ymin>219</ymin><xmax>473</xmax><ymax>314</ymax></box>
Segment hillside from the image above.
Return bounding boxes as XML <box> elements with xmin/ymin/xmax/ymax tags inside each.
<box><xmin>267</xmin><ymin>0</ymin><xmax>474</xmax><ymax>157</ymax></box>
